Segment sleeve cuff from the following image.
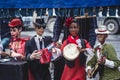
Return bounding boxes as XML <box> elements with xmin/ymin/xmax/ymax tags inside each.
<box><xmin>27</xmin><ymin>54</ymin><xmax>32</xmax><ymax>61</ymax></box>
<box><xmin>118</xmin><ymin>66</ymin><xmax>120</xmax><ymax>72</ymax></box>
<box><xmin>51</xmin><ymin>48</ymin><xmax>61</xmax><ymax>61</ymax></box>
<box><xmin>86</xmin><ymin>66</ymin><xmax>91</xmax><ymax>72</ymax></box>
<box><xmin>105</xmin><ymin>59</ymin><xmax>114</xmax><ymax>68</ymax></box>
<box><xmin>76</xmin><ymin>39</ymin><xmax>82</xmax><ymax>48</ymax></box>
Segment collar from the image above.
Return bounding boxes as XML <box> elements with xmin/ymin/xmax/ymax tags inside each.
<box><xmin>35</xmin><ymin>35</ymin><xmax>45</xmax><ymax>41</ymax></box>
<box><xmin>94</xmin><ymin>42</ymin><xmax>106</xmax><ymax>50</ymax></box>
<box><xmin>67</xmin><ymin>35</ymin><xmax>79</xmax><ymax>44</ymax></box>
<box><xmin>11</xmin><ymin>37</ymin><xmax>21</xmax><ymax>41</ymax></box>
<box><xmin>11</xmin><ymin>37</ymin><xmax>28</xmax><ymax>42</ymax></box>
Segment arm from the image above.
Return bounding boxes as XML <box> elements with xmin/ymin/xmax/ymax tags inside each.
<box><xmin>51</xmin><ymin>40</ymin><xmax>67</xmax><ymax>61</ymax></box>
<box><xmin>25</xmin><ymin>40</ymin><xmax>32</xmax><ymax>61</ymax></box>
<box><xmin>104</xmin><ymin>44</ymin><xmax>120</xmax><ymax>68</ymax></box>
<box><xmin>87</xmin><ymin>54</ymin><xmax>97</xmax><ymax>78</ymax></box>
<box><xmin>25</xmin><ymin>39</ymin><xmax>47</xmax><ymax>62</ymax></box>
<box><xmin>77</xmin><ymin>39</ymin><xmax>94</xmax><ymax>56</ymax></box>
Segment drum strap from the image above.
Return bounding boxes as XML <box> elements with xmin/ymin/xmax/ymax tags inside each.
<box><xmin>79</xmin><ymin>39</ymin><xmax>87</xmax><ymax>66</ymax></box>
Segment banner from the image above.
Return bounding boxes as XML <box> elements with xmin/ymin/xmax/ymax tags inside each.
<box><xmin>0</xmin><ymin>0</ymin><xmax>120</xmax><ymax>8</ymax></box>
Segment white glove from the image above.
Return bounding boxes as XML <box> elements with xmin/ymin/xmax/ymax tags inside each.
<box><xmin>76</xmin><ymin>39</ymin><xmax>82</xmax><ymax>48</ymax></box>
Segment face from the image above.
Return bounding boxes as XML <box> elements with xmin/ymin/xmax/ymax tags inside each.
<box><xmin>10</xmin><ymin>27</ymin><xmax>21</xmax><ymax>38</ymax></box>
<box><xmin>35</xmin><ymin>27</ymin><xmax>44</xmax><ymax>36</ymax></box>
<box><xmin>69</xmin><ymin>22</ymin><xmax>79</xmax><ymax>37</ymax></box>
<box><xmin>97</xmin><ymin>34</ymin><xmax>108</xmax><ymax>44</ymax></box>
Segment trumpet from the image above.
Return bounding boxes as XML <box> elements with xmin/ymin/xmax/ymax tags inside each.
<box><xmin>89</xmin><ymin>63</ymin><xmax>99</xmax><ymax>78</ymax></box>
<box><xmin>89</xmin><ymin>55</ymin><xmax>106</xmax><ymax>78</ymax></box>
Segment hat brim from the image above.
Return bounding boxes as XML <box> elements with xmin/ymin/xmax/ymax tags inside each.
<box><xmin>95</xmin><ymin>29</ymin><xmax>110</xmax><ymax>34</ymax></box>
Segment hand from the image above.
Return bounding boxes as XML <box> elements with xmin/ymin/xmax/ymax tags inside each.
<box><xmin>11</xmin><ymin>52</ymin><xmax>24</xmax><ymax>59</ymax></box>
<box><xmin>97</xmin><ymin>56</ymin><xmax>106</xmax><ymax>65</ymax></box>
<box><xmin>52</xmin><ymin>48</ymin><xmax>57</xmax><ymax>53</ymax></box>
<box><xmin>77</xmin><ymin>47</ymin><xmax>86</xmax><ymax>53</ymax></box>
<box><xmin>87</xmin><ymin>69</ymin><xmax>92</xmax><ymax>78</ymax></box>
<box><xmin>77</xmin><ymin>46</ymin><xmax>82</xmax><ymax>52</ymax></box>
<box><xmin>30</xmin><ymin>50</ymin><xmax>42</xmax><ymax>60</ymax></box>
<box><xmin>80</xmin><ymin>48</ymin><xmax>86</xmax><ymax>52</ymax></box>
<box><xmin>55</xmin><ymin>42</ymin><xmax>61</xmax><ymax>48</ymax></box>
<box><xmin>0</xmin><ymin>51</ymin><xmax>8</xmax><ymax>56</ymax></box>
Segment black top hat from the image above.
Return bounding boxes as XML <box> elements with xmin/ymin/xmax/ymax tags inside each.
<box><xmin>33</xmin><ymin>18</ymin><xmax>46</xmax><ymax>29</ymax></box>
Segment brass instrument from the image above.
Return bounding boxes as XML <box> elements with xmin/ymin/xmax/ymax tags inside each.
<box><xmin>89</xmin><ymin>55</ymin><xmax>106</xmax><ymax>78</ymax></box>
<box><xmin>89</xmin><ymin>63</ymin><xmax>99</xmax><ymax>78</ymax></box>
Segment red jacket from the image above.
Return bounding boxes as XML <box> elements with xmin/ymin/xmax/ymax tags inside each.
<box><xmin>61</xmin><ymin>39</ymin><xmax>91</xmax><ymax>80</ymax></box>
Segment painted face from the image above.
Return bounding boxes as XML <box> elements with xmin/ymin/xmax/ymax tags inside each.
<box><xmin>69</xmin><ymin>22</ymin><xmax>79</xmax><ymax>37</ymax></box>
<box><xmin>10</xmin><ymin>27</ymin><xmax>20</xmax><ymax>38</ymax></box>
<box><xmin>35</xmin><ymin>27</ymin><xmax>44</xmax><ymax>36</ymax></box>
<box><xmin>97</xmin><ymin>34</ymin><xmax>108</xmax><ymax>43</ymax></box>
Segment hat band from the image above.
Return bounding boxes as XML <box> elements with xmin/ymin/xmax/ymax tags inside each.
<box><xmin>10</xmin><ymin>26</ymin><xmax>21</xmax><ymax>28</ymax></box>
<box><xmin>98</xmin><ymin>30</ymin><xmax>107</xmax><ymax>32</ymax></box>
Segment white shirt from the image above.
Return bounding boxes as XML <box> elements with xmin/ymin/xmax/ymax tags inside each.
<box><xmin>34</xmin><ymin>35</ymin><xmax>45</xmax><ymax>50</ymax></box>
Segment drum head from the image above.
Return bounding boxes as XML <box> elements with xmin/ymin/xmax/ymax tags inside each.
<box><xmin>63</xmin><ymin>43</ymin><xmax>80</xmax><ymax>61</ymax></box>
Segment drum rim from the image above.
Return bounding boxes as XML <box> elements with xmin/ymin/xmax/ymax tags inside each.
<box><xmin>63</xmin><ymin>43</ymin><xmax>80</xmax><ymax>61</ymax></box>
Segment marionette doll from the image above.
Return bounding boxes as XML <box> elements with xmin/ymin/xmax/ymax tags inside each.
<box><xmin>87</xmin><ymin>25</ymin><xmax>120</xmax><ymax>80</ymax></box>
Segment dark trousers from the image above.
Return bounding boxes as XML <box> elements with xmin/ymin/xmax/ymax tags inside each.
<box><xmin>54</xmin><ymin>57</ymin><xmax>65</xmax><ymax>80</ymax></box>
<box><xmin>34</xmin><ymin>70</ymin><xmax>51</xmax><ymax>80</ymax></box>
<box><xmin>30</xmin><ymin>63</ymin><xmax>51</xmax><ymax>80</ymax></box>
